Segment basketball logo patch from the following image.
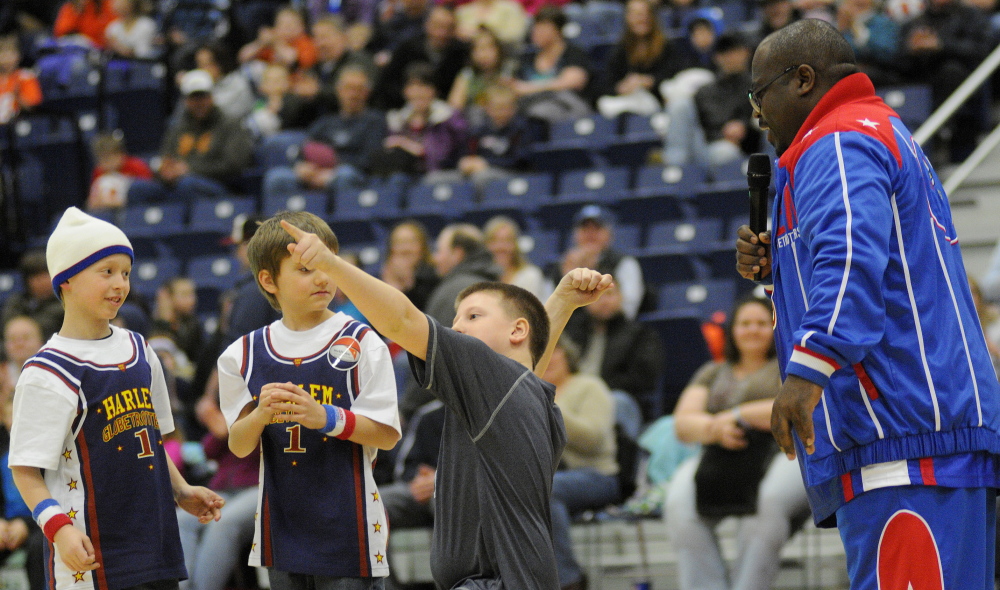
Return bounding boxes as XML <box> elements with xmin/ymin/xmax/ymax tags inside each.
<box><xmin>328</xmin><ymin>336</ymin><xmax>362</xmax><ymax>371</ymax></box>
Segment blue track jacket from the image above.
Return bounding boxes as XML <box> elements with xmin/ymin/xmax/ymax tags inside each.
<box><xmin>768</xmin><ymin>73</ymin><xmax>1000</xmax><ymax>526</ymax></box>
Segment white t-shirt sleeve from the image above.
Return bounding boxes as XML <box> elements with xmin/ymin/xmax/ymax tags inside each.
<box><xmin>9</xmin><ymin>368</ymin><xmax>80</xmax><ymax>471</ymax></box>
<box><xmin>145</xmin><ymin>342</ymin><xmax>175</xmax><ymax>436</ymax></box>
<box><xmin>352</xmin><ymin>334</ymin><xmax>401</xmax><ymax>436</ymax></box>
<box><xmin>218</xmin><ymin>338</ymin><xmax>254</xmax><ymax>428</ymax></box>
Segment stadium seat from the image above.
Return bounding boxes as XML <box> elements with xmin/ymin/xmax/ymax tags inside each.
<box><xmin>657</xmin><ymin>279</ymin><xmax>738</xmax><ymax>320</ymax></box>
<box><xmin>407</xmin><ymin>180</ymin><xmax>476</xmax><ymax>218</ymax></box>
<box><xmin>333</xmin><ymin>182</ymin><xmax>403</xmax><ymax>222</ymax></box>
<box><xmin>623</xmin><ymin>112</ymin><xmax>671</xmax><ymax>143</ymax></box>
<box><xmin>637</xmin><ymin>310</ymin><xmax>712</xmax><ymax>416</ymax></box>
<box><xmin>633</xmin><ymin>164</ymin><xmax>704</xmax><ymax>199</ymax></box>
<box><xmin>690</xmin><ymin>183</ymin><xmax>748</xmax><ymax>225</ymax></box>
<box><xmin>263</xmin><ymin>191</ymin><xmax>329</xmax><ymax>217</ymax></box>
<box><xmin>615</xmin><ymin>223</ymin><xmax>642</xmax><ymax>251</ymax></box>
<box><xmin>189</xmin><ymin>196</ymin><xmax>256</xmax><ymax>234</ymax></box>
<box><xmin>130</xmin><ymin>257</ymin><xmax>182</xmax><ymax>300</ymax></box>
<box><xmin>186</xmin><ymin>254</ymin><xmax>242</xmax><ymax>292</ymax></box>
<box><xmin>528</xmin><ymin>142</ymin><xmax>596</xmax><ymax>173</ymax></box>
<box><xmin>0</xmin><ymin>271</ymin><xmax>23</xmax><ymax>308</ymax></box>
<box><xmin>256</xmin><ymin>131</ymin><xmax>309</xmax><ymax>169</ymax></box>
<box><xmin>549</xmin><ymin>115</ymin><xmax>617</xmax><ymax>145</ymax></box>
<box><xmin>523</xmin><ymin>228</ymin><xmax>562</xmax><ymax>268</ymax></box>
<box><xmin>646</xmin><ymin>218</ymin><xmax>724</xmax><ymax>253</ymax></box>
<box><xmin>635</xmin><ymin>251</ymin><xmax>702</xmax><ymax>288</ymax></box>
<box><xmin>876</xmin><ymin>85</ymin><xmax>933</xmax><ymax>131</ymax></box>
<box><xmin>537</xmin><ymin>167</ymin><xmax>631</xmax><ymax>230</ymax></box>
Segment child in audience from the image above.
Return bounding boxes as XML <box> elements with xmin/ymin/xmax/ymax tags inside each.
<box><xmin>87</xmin><ymin>132</ymin><xmax>153</xmax><ymax>211</ymax></box>
<box><xmin>0</xmin><ymin>36</ymin><xmax>42</xmax><ymax>125</ymax></box>
<box><xmin>239</xmin><ymin>6</ymin><xmax>317</xmax><ymax>80</ymax></box>
<box><xmin>248</xmin><ymin>63</ymin><xmax>314</xmax><ymax>138</ymax></box>
<box><xmin>104</xmin><ymin>0</ymin><xmax>158</xmax><ymax>58</ymax></box>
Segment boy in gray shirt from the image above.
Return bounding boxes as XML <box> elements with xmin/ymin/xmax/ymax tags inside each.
<box><xmin>278</xmin><ymin>220</ymin><xmax>613</xmax><ymax>589</ymax></box>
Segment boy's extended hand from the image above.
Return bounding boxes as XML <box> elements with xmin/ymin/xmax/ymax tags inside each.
<box><xmin>268</xmin><ymin>382</ymin><xmax>326</xmax><ymax>430</ymax></box>
<box><xmin>176</xmin><ymin>486</ymin><xmax>225</xmax><ymax>524</ymax></box>
<box><xmin>281</xmin><ymin>220</ymin><xmax>337</xmax><ymax>272</ymax></box>
<box><xmin>54</xmin><ymin>525</ymin><xmax>99</xmax><ymax>572</ymax></box>
<box><xmin>553</xmin><ymin>268</ymin><xmax>614</xmax><ymax>309</ymax></box>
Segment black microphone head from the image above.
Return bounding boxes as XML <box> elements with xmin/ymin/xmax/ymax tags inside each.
<box><xmin>747</xmin><ymin>153</ymin><xmax>772</xmax><ymax>189</ymax></box>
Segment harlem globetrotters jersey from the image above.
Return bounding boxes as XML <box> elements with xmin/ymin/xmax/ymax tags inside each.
<box><xmin>218</xmin><ymin>313</ymin><xmax>400</xmax><ymax>578</ymax></box>
<box><xmin>9</xmin><ymin>327</ymin><xmax>185</xmax><ymax>590</ymax></box>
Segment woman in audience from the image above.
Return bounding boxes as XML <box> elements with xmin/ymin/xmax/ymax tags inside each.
<box><xmin>447</xmin><ymin>27</ymin><xmax>515</xmax><ymax>119</ymax></box>
<box><xmin>598</xmin><ymin>0</ymin><xmax>679</xmax><ymax>118</ymax></box>
<box><xmin>380</xmin><ymin>220</ymin><xmax>440</xmax><ymax>311</ymax></box>
<box><xmin>104</xmin><ymin>0</ymin><xmax>158</xmax><ymax>58</ymax></box>
<box><xmin>483</xmin><ymin>216</ymin><xmax>544</xmax><ymax>300</ymax></box>
<box><xmin>193</xmin><ymin>41</ymin><xmax>256</xmax><ymax>120</ymax></box>
<box><xmin>543</xmin><ymin>336</ymin><xmax>619</xmax><ymax>590</ymax></box>
<box><xmin>509</xmin><ymin>5</ymin><xmax>592</xmax><ymax>123</ymax></box>
<box><xmin>665</xmin><ymin>296</ymin><xmax>809</xmax><ymax>590</ymax></box>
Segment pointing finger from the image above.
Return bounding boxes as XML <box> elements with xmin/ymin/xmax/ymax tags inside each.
<box><xmin>280</xmin><ymin>220</ymin><xmax>306</xmax><ymax>241</ymax></box>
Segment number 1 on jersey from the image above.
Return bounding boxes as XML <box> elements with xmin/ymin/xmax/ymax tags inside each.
<box><xmin>135</xmin><ymin>429</ymin><xmax>155</xmax><ymax>458</ymax></box>
<box><xmin>285</xmin><ymin>424</ymin><xmax>307</xmax><ymax>453</ymax></box>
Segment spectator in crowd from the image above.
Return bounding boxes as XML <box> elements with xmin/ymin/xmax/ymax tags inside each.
<box><xmin>661</xmin><ymin>0</ymin><xmax>704</xmax><ymax>30</ymax></box>
<box><xmin>367</xmin><ymin>0</ymin><xmax>430</xmax><ymax>60</ymax></box>
<box><xmin>104</xmin><ymin>0</ymin><xmax>158</xmax><ymax>58</ymax></box>
<box><xmin>426</xmin><ymin>223</ymin><xmax>500</xmax><ymax>326</ymax></box>
<box><xmin>86</xmin><ymin>132</ymin><xmax>153</xmax><ymax>211</ymax></box>
<box><xmin>53</xmin><ymin>0</ymin><xmax>116</xmax><ymax>48</ymax></box>
<box><xmin>192</xmin><ymin>41</ymin><xmax>256</xmax><ymax>121</ymax></box>
<box><xmin>550</xmin><ymin>205</ymin><xmax>646</xmax><ymax>320</ymax></box>
<box><xmin>484</xmin><ymin>216</ymin><xmax>545</xmax><ymax>300</ymax></box>
<box><xmin>379</xmin><ymin>399</ymin><xmax>445</xmax><ymax>529</ymax></box>
<box><xmin>510</xmin><ymin>5</ymin><xmax>592</xmax><ymax>123</ymax></box>
<box><xmin>663</xmin><ymin>32</ymin><xmax>759</xmax><ymax>169</ymax></box>
<box><xmin>598</xmin><ymin>0</ymin><xmax>680</xmax><ymax>119</ymax></box>
<box><xmin>673</xmin><ymin>10</ymin><xmax>722</xmax><ymax>72</ymax></box>
<box><xmin>224</xmin><ymin>215</ymin><xmax>281</xmax><ymax>346</ymax></box>
<box><xmin>238</xmin><ymin>5</ymin><xmax>317</xmax><ymax>79</ymax></box>
<box><xmin>0</xmin><ymin>374</ymin><xmax>44</xmax><ymax>590</ymax></box>
<box><xmin>447</xmin><ymin>27</ymin><xmax>516</xmax><ymax>117</ymax></box>
<box><xmin>262</xmin><ymin>65</ymin><xmax>386</xmax><ymax>200</ymax></box>
<box><xmin>373</xmin><ymin>5</ymin><xmax>469</xmax><ymax>110</ymax></box>
<box><xmin>293</xmin><ymin>15</ymin><xmax>375</xmax><ymax>115</ymax></box>
<box><xmin>0</xmin><ymin>35</ymin><xmax>41</xmax><ymax>125</ymax></box>
<box><xmin>153</xmin><ymin>277</ymin><xmax>203</xmax><ymax>363</ymax></box>
<box><xmin>454</xmin><ymin>0</ymin><xmax>528</xmax><ymax>46</ymax></box>
<box><xmin>130</xmin><ymin>69</ymin><xmax>255</xmax><ymax>203</ymax></box>
<box><xmin>372</xmin><ymin>62</ymin><xmax>467</xmax><ymax>181</ymax></box>
<box><xmin>742</xmin><ymin>0</ymin><xmax>801</xmax><ymax>49</ymax></box>
<box><xmin>247</xmin><ymin>63</ymin><xmax>315</xmax><ymax>137</ymax></box>
<box><xmin>381</xmin><ymin>220</ymin><xmax>440</xmax><ymax>312</ymax></box>
<box><xmin>3</xmin><ymin>315</ymin><xmax>43</xmax><ymax>386</ymax></box>
<box><xmin>177</xmin><ymin>382</ymin><xmax>259</xmax><ymax>590</ymax></box>
<box><xmin>563</xmin><ymin>278</ymin><xmax>663</xmax><ymax>419</ymax></box>
<box><xmin>900</xmin><ymin>0</ymin><xmax>993</xmax><ymax>161</ymax></box>
<box><xmin>430</xmin><ymin>84</ymin><xmax>533</xmax><ymax>188</ymax></box>
<box><xmin>665</xmin><ymin>296</ymin><xmax>809</xmax><ymax>590</ymax></box>
<box><xmin>836</xmin><ymin>0</ymin><xmax>902</xmax><ymax>86</ymax></box>
<box><xmin>0</xmin><ymin>250</ymin><xmax>62</xmax><ymax>340</ymax></box>
<box><xmin>542</xmin><ymin>336</ymin><xmax>619</xmax><ymax>590</ymax></box>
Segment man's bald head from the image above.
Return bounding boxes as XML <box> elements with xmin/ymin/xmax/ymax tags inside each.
<box><xmin>756</xmin><ymin>19</ymin><xmax>857</xmax><ymax>77</ymax></box>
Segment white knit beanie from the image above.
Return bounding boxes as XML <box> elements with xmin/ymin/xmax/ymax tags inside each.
<box><xmin>47</xmin><ymin>207</ymin><xmax>134</xmax><ymax>296</ymax></box>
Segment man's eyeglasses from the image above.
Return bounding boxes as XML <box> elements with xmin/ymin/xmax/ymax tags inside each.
<box><xmin>748</xmin><ymin>65</ymin><xmax>798</xmax><ymax>111</ymax></box>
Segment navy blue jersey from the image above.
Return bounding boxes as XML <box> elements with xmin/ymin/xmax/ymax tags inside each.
<box><xmin>10</xmin><ymin>327</ymin><xmax>185</xmax><ymax>590</ymax></box>
<box><xmin>218</xmin><ymin>314</ymin><xmax>399</xmax><ymax>577</ymax></box>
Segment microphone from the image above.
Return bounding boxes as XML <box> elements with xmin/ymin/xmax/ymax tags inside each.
<box><xmin>747</xmin><ymin>153</ymin><xmax>772</xmax><ymax>281</ymax></box>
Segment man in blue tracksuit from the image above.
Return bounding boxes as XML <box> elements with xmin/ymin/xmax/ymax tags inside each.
<box><xmin>736</xmin><ymin>20</ymin><xmax>1000</xmax><ymax>589</ymax></box>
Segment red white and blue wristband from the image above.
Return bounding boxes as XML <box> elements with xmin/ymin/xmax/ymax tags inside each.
<box><xmin>33</xmin><ymin>499</ymin><xmax>72</xmax><ymax>543</ymax></box>
<box><xmin>319</xmin><ymin>405</ymin><xmax>356</xmax><ymax>439</ymax></box>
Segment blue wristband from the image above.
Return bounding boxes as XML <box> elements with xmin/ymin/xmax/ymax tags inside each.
<box><xmin>32</xmin><ymin>498</ymin><xmax>60</xmax><ymax>521</ymax></box>
<box><xmin>321</xmin><ymin>404</ymin><xmax>338</xmax><ymax>433</ymax></box>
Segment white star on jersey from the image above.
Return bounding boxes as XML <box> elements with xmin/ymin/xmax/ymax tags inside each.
<box><xmin>858</xmin><ymin>118</ymin><xmax>880</xmax><ymax>129</ymax></box>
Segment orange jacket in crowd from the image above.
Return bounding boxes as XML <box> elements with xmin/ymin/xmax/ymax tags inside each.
<box><xmin>0</xmin><ymin>69</ymin><xmax>43</xmax><ymax>124</ymax></box>
<box><xmin>54</xmin><ymin>0</ymin><xmax>118</xmax><ymax>49</ymax></box>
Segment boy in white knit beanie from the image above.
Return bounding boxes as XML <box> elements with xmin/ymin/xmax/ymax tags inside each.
<box><xmin>8</xmin><ymin>207</ymin><xmax>225</xmax><ymax>590</ymax></box>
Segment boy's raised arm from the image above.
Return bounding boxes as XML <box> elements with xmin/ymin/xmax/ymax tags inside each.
<box><xmin>281</xmin><ymin>221</ymin><xmax>430</xmax><ymax>360</ymax></box>
<box><xmin>535</xmin><ymin>268</ymin><xmax>614</xmax><ymax>378</ymax></box>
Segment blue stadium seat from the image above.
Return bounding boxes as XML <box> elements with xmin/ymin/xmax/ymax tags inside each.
<box><xmin>623</xmin><ymin>112</ymin><xmax>671</xmax><ymax>143</ymax></box>
<box><xmin>600</xmin><ymin>137</ymin><xmax>662</xmax><ymax>169</ymax></box>
<box><xmin>124</xmin><ymin>202</ymin><xmax>188</xmax><ymax>237</ymax></box>
<box><xmin>635</xmin><ymin>251</ymin><xmax>702</xmax><ymax>288</ymax></box>
<box><xmin>528</xmin><ymin>142</ymin><xmax>596</xmax><ymax>173</ymax></box>
<box><xmin>657</xmin><ymin>279</ymin><xmax>737</xmax><ymax>320</ymax></box>
<box><xmin>407</xmin><ymin>181</ymin><xmax>476</xmax><ymax>218</ymax></box>
<box><xmin>327</xmin><ymin>219</ymin><xmax>383</xmax><ymax>250</ymax></box>
<box><xmin>699</xmin><ymin>246</ymin><xmax>747</xmax><ymax>282</ymax></box>
<box><xmin>638</xmin><ymin>310</ymin><xmax>712</xmax><ymax>416</ymax></box>
<box><xmin>333</xmin><ymin>182</ymin><xmax>403</xmax><ymax>222</ymax></box>
<box><xmin>256</xmin><ymin>131</ymin><xmax>309</xmax><ymax>169</ymax></box>
<box><xmin>549</xmin><ymin>116</ymin><xmax>617</xmax><ymax>145</ymax></box>
<box><xmin>263</xmin><ymin>191</ymin><xmax>329</xmax><ymax>217</ymax></box>
<box><xmin>0</xmin><ymin>271</ymin><xmax>23</xmax><ymax>308</ymax></box>
<box><xmin>633</xmin><ymin>164</ymin><xmax>704</xmax><ymax>199</ymax></box>
<box><xmin>523</xmin><ymin>228</ymin><xmax>562</xmax><ymax>268</ymax></box>
<box><xmin>186</xmin><ymin>254</ymin><xmax>242</xmax><ymax>292</ymax></box>
<box><xmin>646</xmin><ymin>219</ymin><xmax>724</xmax><ymax>253</ymax></box>
<box><xmin>876</xmin><ymin>85</ymin><xmax>933</xmax><ymax>131</ymax></box>
<box><xmin>481</xmin><ymin>173</ymin><xmax>554</xmax><ymax>209</ymax></box>
<box><xmin>557</xmin><ymin>167</ymin><xmax>631</xmax><ymax>203</ymax></box>
<box><xmin>130</xmin><ymin>257</ymin><xmax>182</xmax><ymax>300</ymax></box>
<box><xmin>690</xmin><ymin>182</ymin><xmax>749</xmax><ymax>226</ymax></box>
<box><xmin>189</xmin><ymin>196</ymin><xmax>256</xmax><ymax>234</ymax></box>
<box><xmin>615</xmin><ymin>223</ymin><xmax>642</xmax><ymax>251</ymax></box>
<box><xmin>105</xmin><ymin>62</ymin><xmax>168</xmax><ymax>154</ymax></box>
